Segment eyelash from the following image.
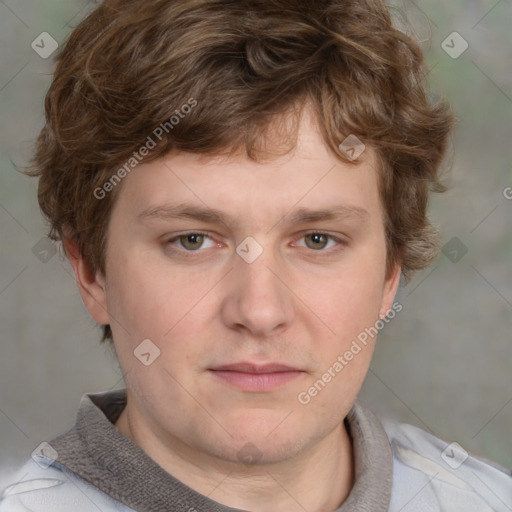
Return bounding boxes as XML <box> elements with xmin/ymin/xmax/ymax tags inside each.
<box><xmin>165</xmin><ymin>231</ymin><xmax>348</xmax><ymax>257</ymax></box>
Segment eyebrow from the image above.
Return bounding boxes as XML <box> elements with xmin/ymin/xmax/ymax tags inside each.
<box><xmin>137</xmin><ymin>202</ymin><xmax>369</xmax><ymax>228</ymax></box>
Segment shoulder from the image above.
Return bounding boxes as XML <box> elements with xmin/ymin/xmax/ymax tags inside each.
<box><xmin>0</xmin><ymin>456</ymin><xmax>133</xmax><ymax>512</ymax></box>
<box><xmin>381</xmin><ymin>420</ymin><xmax>512</xmax><ymax>512</ymax></box>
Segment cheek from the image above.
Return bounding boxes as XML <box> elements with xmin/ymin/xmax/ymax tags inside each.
<box><xmin>297</xmin><ymin>275</ymin><xmax>383</xmax><ymax>416</ymax></box>
<box><xmin>105</xmin><ymin>256</ymin><xmax>210</xmax><ymax>406</ymax></box>
<box><xmin>104</xmin><ymin>252</ymin><xmax>221</xmax><ymax>376</ymax></box>
<box><xmin>106</xmin><ymin>252</ymin><xmax>190</xmax><ymax>335</ymax></box>
<box><xmin>311</xmin><ymin>264</ymin><xmax>386</xmax><ymax>341</ymax></box>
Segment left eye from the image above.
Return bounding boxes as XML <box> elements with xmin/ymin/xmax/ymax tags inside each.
<box><xmin>295</xmin><ymin>232</ymin><xmax>341</xmax><ymax>251</ymax></box>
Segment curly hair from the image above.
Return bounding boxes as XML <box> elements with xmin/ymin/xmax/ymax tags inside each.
<box><xmin>28</xmin><ymin>0</ymin><xmax>454</xmax><ymax>342</ymax></box>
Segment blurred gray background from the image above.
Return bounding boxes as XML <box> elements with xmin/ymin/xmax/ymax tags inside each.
<box><xmin>1</xmin><ymin>0</ymin><xmax>511</xmax><ymax>485</ymax></box>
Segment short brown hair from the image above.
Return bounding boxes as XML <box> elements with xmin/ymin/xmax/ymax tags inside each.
<box><xmin>29</xmin><ymin>0</ymin><xmax>453</xmax><ymax>342</ymax></box>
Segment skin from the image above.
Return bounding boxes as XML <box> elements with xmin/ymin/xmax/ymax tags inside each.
<box><xmin>65</xmin><ymin>108</ymin><xmax>401</xmax><ymax>512</ymax></box>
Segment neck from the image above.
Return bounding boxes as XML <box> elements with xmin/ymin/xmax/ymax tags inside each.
<box><xmin>116</xmin><ymin>402</ymin><xmax>354</xmax><ymax>512</ymax></box>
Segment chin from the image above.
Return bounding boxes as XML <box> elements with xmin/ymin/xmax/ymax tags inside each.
<box><xmin>226</xmin><ymin>418</ymin><xmax>309</xmax><ymax>458</ymax></box>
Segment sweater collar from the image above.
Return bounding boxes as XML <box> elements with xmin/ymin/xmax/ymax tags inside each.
<box><xmin>50</xmin><ymin>388</ymin><xmax>392</xmax><ymax>512</ymax></box>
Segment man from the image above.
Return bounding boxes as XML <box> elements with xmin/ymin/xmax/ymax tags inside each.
<box><xmin>1</xmin><ymin>0</ymin><xmax>511</xmax><ymax>510</ymax></box>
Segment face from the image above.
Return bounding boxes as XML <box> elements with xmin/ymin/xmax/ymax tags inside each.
<box><xmin>79</xmin><ymin>110</ymin><xmax>400</xmax><ymax>466</ymax></box>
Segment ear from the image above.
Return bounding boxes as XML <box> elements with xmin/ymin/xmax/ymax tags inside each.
<box><xmin>379</xmin><ymin>263</ymin><xmax>401</xmax><ymax>319</ymax></box>
<box><xmin>62</xmin><ymin>236</ymin><xmax>110</xmax><ymax>326</ymax></box>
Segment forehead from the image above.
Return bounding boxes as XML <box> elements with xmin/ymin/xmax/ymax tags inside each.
<box><xmin>109</xmin><ymin>113</ymin><xmax>383</xmax><ymax>230</ymax></box>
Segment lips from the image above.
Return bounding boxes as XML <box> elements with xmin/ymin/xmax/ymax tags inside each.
<box><xmin>210</xmin><ymin>362</ymin><xmax>301</xmax><ymax>373</ymax></box>
<box><xmin>209</xmin><ymin>362</ymin><xmax>305</xmax><ymax>392</ymax></box>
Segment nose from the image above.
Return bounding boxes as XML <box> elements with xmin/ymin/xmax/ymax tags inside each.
<box><xmin>220</xmin><ymin>248</ymin><xmax>295</xmax><ymax>338</ymax></box>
